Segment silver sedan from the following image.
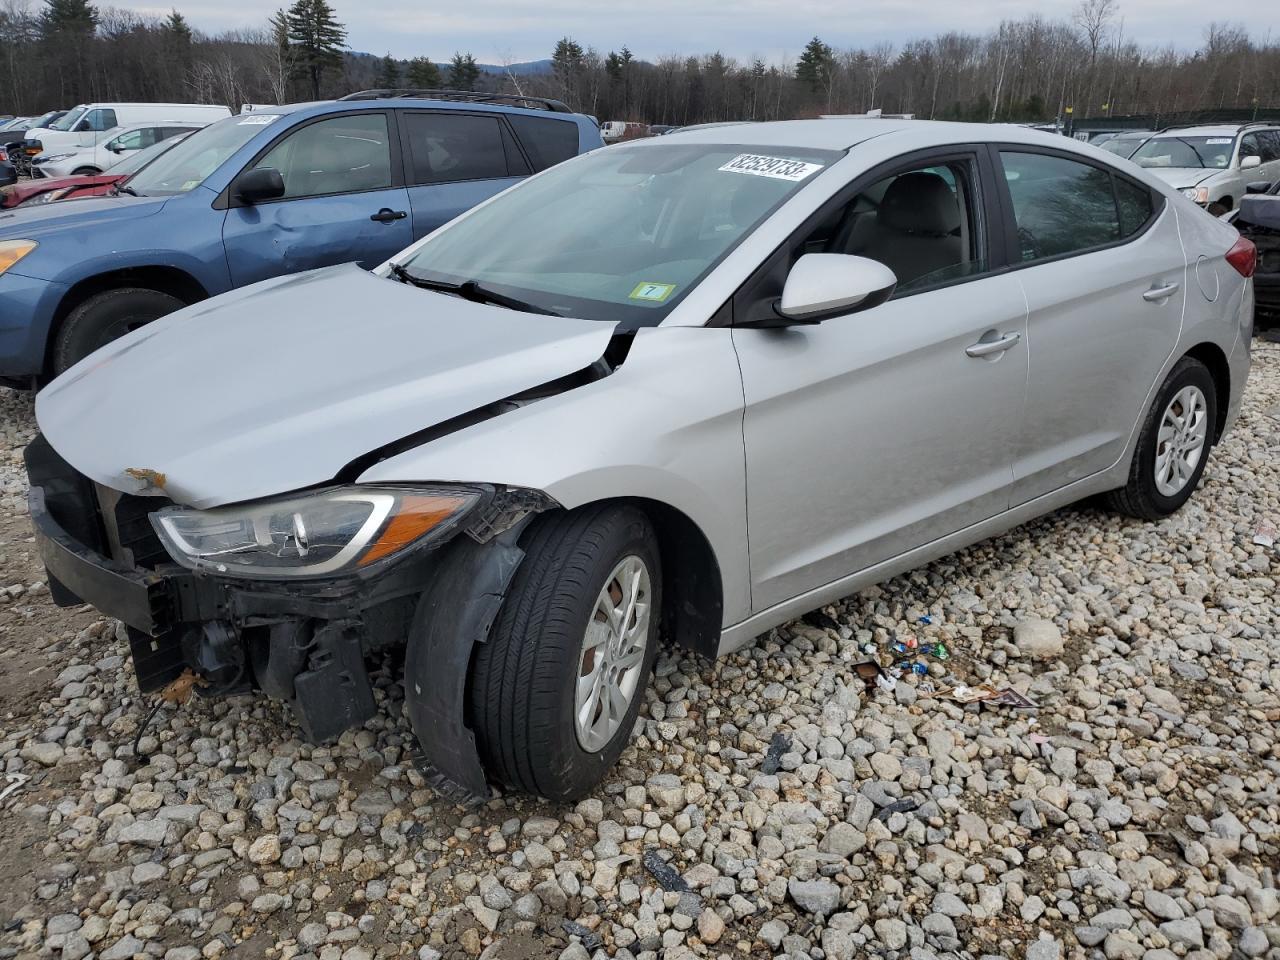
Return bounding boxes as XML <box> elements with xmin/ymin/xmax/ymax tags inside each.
<box><xmin>31</xmin><ymin>119</ymin><xmax>1255</xmax><ymax>801</ymax></box>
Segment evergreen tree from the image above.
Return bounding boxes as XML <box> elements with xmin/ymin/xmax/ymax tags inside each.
<box><xmin>39</xmin><ymin>0</ymin><xmax>97</xmax><ymax>39</ymax></box>
<box><xmin>406</xmin><ymin>56</ymin><xmax>440</xmax><ymax>88</ymax></box>
<box><xmin>285</xmin><ymin>0</ymin><xmax>346</xmax><ymax>99</ymax></box>
<box><xmin>375</xmin><ymin>52</ymin><xmax>400</xmax><ymax>87</ymax></box>
<box><xmin>446</xmin><ymin>51</ymin><xmax>479</xmax><ymax>91</ymax></box>
<box><xmin>39</xmin><ymin>0</ymin><xmax>98</xmax><ymax>101</ymax></box>
<box><xmin>795</xmin><ymin>36</ymin><xmax>833</xmax><ymax>94</ymax></box>
<box><xmin>164</xmin><ymin>9</ymin><xmax>191</xmax><ymax>43</ymax></box>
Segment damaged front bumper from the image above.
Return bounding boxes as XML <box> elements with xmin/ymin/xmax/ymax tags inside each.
<box><xmin>25</xmin><ymin>434</ymin><xmax>546</xmax><ymax>804</ymax></box>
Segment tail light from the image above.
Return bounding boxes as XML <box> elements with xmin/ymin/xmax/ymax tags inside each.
<box><xmin>1226</xmin><ymin>236</ymin><xmax>1256</xmax><ymax>278</ymax></box>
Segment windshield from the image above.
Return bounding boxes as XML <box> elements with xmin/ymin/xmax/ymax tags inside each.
<box><xmin>50</xmin><ymin>107</ymin><xmax>86</xmax><ymax>132</ymax></box>
<box><xmin>399</xmin><ymin>142</ymin><xmax>840</xmax><ymax>326</ymax></box>
<box><xmin>1100</xmin><ymin>136</ymin><xmax>1147</xmax><ymax>157</ymax></box>
<box><xmin>125</xmin><ymin>114</ymin><xmax>282</xmax><ymax>196</ymax></box>
<box><xmin>1131</xmin><ymin>135</ymin><xmax>1235</xmax><ymax>170</ymax></box>
<box><xmin>108</xmin><ymin>134</ymin><xmax>189</xmax><ymax>175</ymax></box>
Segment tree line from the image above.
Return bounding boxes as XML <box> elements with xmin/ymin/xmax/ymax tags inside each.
<box><xmin>2</xmin><ymin>0</ymin><xmax>1277</xmax><ymax>127</ymax></box>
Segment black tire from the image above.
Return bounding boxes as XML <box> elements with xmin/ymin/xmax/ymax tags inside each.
<box><xmin>1107</xmin><ymin>357</ymin><xmax>1217</xmax><ymax>521</ymax></box>
<box><xmin>51</xmin><ymin>287</ymin><xmax>185</xmax><ymax>375</ymax></box>
<box><xmin>71</xmin><ymin>166</ymin><xmax>100</xmax><ymax>176</ymax></box>
<box><xmin>1206</xmin><ymin>197</ymin><xmax>1232</xmax><ymax>217</ymax></box>
<box><xmin>468</xmin><ymin>504</ymin><xmax>661</xmax><ymax>801</ymax></box>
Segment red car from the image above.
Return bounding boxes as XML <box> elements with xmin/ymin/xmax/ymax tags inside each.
<box><xmin>0</xmin><ymin>132</ymin><xmax>190</xmax><ymax>209</ymax></box>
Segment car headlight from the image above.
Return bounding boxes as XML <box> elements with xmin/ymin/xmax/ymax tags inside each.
<box><xmin>1182</xmin><ymin>187</ymin><xmax>1209</xmax><ymax>204</ymax></box>
<box><xmin>22</xmin><ymin>188</ymin><xmax>70</xmax><ymax>205</ymax></box>
<box><xmin>34</xmin><ymin>153</ymin><xmax>72</xmax><ymax>163</ymax></box>
<box><xmin>151</xmin><ymin>485</ymin><xmax>482</xmax><ymax>579</ymax></box>
<box><xmin>0</xmin><ymin>239</ymin><xmax>37</xmax><ymax>275</ymax></box>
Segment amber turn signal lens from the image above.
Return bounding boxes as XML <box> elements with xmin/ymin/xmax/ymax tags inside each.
<box><xmin>0</xmin><ymin>240</ymin><xmax>37</xmax><ymax>276</ymax></box>
<box><xmin>358</xmin><ymin>494</ymin><xmax>471</xmax><ymax>566</ymax></box>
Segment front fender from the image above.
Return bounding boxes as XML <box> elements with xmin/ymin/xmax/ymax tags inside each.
<box><xmin>355</xmin><ymin>325</ymin><xmax>751</xmax><ymax>627</ymax></box>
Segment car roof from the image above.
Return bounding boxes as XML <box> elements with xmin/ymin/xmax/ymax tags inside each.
<box><xmin>1150</xmin><ymin>125</ymin><xmax>1246</xmax><ymax>138</ymax></box>
<box><xmin>279</xmin><ymin>97</ymin><xmax>591</xmax><ymax>124</ymax></box>
<box><xmin>639</xmin><ymin>118</ymin><xmax>1088</xmax><ymax>152</ymax></box>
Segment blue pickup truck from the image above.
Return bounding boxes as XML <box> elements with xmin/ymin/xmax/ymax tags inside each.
<box><xmin>0</xmin><ymin>91</ymin><xmax>602</xmax><ymax>385</ymax></box>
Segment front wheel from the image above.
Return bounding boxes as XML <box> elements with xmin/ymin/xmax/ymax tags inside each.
<box><xmin>51</xmin><ymin>287</ymin><xmax>185</xmax><ymax>375</ymax></box>
<box><xmin>1107</xmin><ymin>357</ymin><xmax>1217</xmax><ymax>520</ymax></box>
<box><xmin>71</xmin><ymin>166</ymin><xmax>101</xmax><ymax>176</ymax></box>
<box><xmin>468</xmin><ymin>505</ymin><xmax>661</xmax><ymax>801</ymax></box>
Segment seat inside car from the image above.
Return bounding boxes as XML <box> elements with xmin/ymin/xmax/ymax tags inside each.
<box><xmin>833</xmin><ymin>171</ymin><xmax>964</xmax><ymax>288</ymax></box>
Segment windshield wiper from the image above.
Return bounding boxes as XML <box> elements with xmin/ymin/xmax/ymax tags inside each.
<box><xmin>114</xmin><ymin>184</ymin><xmax>140</xmax><ymax>197</ymax></box>
<box><xmin>388</xmin><ymin>263</ymin><xmax>559</xmax><ymax>316</ymax></box>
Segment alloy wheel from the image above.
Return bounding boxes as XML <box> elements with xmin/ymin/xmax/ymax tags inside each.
<box><xmin>1154</xmin><ymin>385</ymin><xmax>1209</xmax><ymax>497</ymax></box>
<box><xmin>574</xmin><ymin>555</ymin><xmax>651</xmax><ymax>753</ymax></box>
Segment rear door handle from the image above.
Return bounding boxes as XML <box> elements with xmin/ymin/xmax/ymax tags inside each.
<box><xmin>370</xmin><ymin>208</ymin><xmax>407</xmax><ymax>223</ymax></box>
<box><xmin>1142</xmin><ymin>282</ymin><xmax>1180</xmax><ymax>302</ymax></box>
<box><xmin>965</xmin><ymin>332</ymin><xmax>1021</xmax><ymax>358</ymax></box>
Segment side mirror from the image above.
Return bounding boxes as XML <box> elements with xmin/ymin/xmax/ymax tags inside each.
<box><xmin>107</xmin><ymin>143</ymin><xmax>124</xmax><ymax>154</ymax></box>
<box><xmin>774</xmin><ymin>254</ymin><xmax>897</xmax><ymax>324</ymax></box>
<box><xmin>232</xmin><ymin>167</ymin><xmax>285</xmax><ymax>204</ymax></box>
<box><xmin>1246</xmin><ymin>180</ymin><xmax>1272</xmax><ymax>194</ymax></box>
<box><xmin>1240</xmin><ymin>155</ymin><xmax>1262</xmax><ymax>170</ymax></box>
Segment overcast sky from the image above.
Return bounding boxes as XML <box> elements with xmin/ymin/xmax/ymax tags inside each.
<box><xmin>138</xmin><ymin>0</ymin><xmax>1265</xmax><ymax>62</ymax></box>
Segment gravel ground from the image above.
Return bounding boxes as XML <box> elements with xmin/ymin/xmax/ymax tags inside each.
<box><xmin>1</xmin><ymin>341</ymin><xmax>1279</xmax><ymax>960</ymax></box>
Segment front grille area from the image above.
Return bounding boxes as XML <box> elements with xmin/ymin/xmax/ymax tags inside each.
<box><xmin>98</xmin><ymin>486</ymin><xmax>173</xmax><ymax>570</ymax></box>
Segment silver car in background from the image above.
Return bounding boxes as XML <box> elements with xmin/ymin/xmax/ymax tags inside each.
<box><xmin>27</xmin><ymin>119</ymin><xmax>1254</xmax><ymax>801</ymax></box>
<box><xmin>1130</xmin><ymin>122</ymin><xmax>1280</xmax><ymax>214</ymax></box>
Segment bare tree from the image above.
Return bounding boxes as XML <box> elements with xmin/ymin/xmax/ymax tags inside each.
<box><xmin>1074</xmin><ymin>0</ymin><xmax>1117</xmax><ymax>111</ymax></box>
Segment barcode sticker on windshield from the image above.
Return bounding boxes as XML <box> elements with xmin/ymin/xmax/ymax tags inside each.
<box><xmin>719</xmin><ymin>154</ymin><xmax>824</xmax><ymax>181</ymax></box>
<box><xmin>238</xmin><ymin>114</ymin><xmax>280</xmax><ymax>125</ymax></box>
<box><xmin>1206</xmin><ymin>137</ymin><xmax>1233</xmax><ymax>144</ymax></box>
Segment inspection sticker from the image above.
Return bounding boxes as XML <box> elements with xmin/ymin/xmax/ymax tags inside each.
<box><xmin>629</xmin><ymin>282</ymin><xmax>676</xmax><ymax>302</ymax></box>
<box><xmin>238</xmin><ymin>114</ymin><xmax>280</xmax><ymax>125</ymax></box>
<box><xmin>719</xmin><ymin>154</ymin><xmax>823</xmax><ymax>181</ymax></box>
<box><xmin>1206</xmin><ymin>137</ymin><xmax>1233</xmax><ymax>144</ymax></box>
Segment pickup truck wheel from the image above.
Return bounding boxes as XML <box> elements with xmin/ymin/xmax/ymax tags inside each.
<box><xmin>468</xmin><ymin>505</ymin><xmax>661</xmax><ymax>801</ymax></box>
<box><xmin>1106</xmin><ymin>356</ymin><xmax>1217</xmax><ymax>520</ymax></box>
<box><xmin>52</xmin><ymin>287</ymin><xmax>185</xmax><ymax>375</ymax></box>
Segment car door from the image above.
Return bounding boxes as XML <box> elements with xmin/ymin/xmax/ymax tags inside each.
<box><xmin>396</xmin><ymin>110</ymin><xmax>529</xmax><ymax>240</ymax></box>
<box><xmin>222</xmin><ymin>111</ymin><xmax>413</xmax><ymax>287</ymax></box>
<box><xmin>100</xmin><ymin>126</ymin><xmax>162</xmax><ymax>168</ymax></box>
<box><xmin>732</xmin><ymin>147</ymin><xmax>1029</xmax><ymax>611</ymax></box>
<box><xmin>994</xmin><ymin>147</ymin><xmax>1186</xmax><ymax>505</ymax></box>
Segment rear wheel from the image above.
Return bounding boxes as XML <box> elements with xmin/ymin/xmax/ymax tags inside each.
<box><xmin>51</xmin><ymin>287</ymin><xmax>185</xmax><ymax>375</ymax></box>
<box><xmin>1107</xmin><ymin>357</ymin><xmax>1217</xmax><ymax>520</ymax></box>
<box><xmin>468</xmin><ymin>505</ymin><xmax>661</xmax><ymax>801</ymax></box>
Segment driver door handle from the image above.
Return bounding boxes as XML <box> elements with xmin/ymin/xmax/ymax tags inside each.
<box><xmin>371</xmin><ymin>208</ymin><xmax>407</xmax><ymax>223</ymax></box>
<box><xmin>1142</xmin><ymin>282</ymin><xmax>1180</xmax><ymax>302</ymax></box>
<box><xmin>965</xmin><ymin>332</ymin><xmax>1021</xmax><ymax>358</ymax></box>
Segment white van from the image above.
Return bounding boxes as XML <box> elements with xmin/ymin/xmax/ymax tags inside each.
<box><xmin>25</xmin><ymin>103</ymin><xmax>231</xmax><ymax>156</ymax></box>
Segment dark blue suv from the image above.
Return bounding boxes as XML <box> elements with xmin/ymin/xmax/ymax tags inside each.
<box><xmin>0</xmin><ymin>91</ymin><xmax>602</xmax><ymax>384</ymax></box>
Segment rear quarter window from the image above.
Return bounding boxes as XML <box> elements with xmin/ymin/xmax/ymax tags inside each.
<box><xmin>507</xmin><ymin>115</ymin><xmax>580</xmax><ymax>172</ymax></box>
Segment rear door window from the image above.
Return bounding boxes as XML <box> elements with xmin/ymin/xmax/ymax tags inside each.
<box><xmin>507</xmin><ymin>115</ymin><xmax>579</xmax><ymax>172</ymax></box>
<box><xmin>1000</xmin><ymin>151</ymin><xmax>1120</xmax><ymax>261</ymax></box>
<box><xmin>401</xmin><ymin>112</ymin><xmax>523</xmax><ymax>184</ymax></box>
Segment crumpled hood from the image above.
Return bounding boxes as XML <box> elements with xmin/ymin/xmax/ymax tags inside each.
<box><xmin>1143</xmin><ymin>167</ymin><xmax>1217</xmax><ymax>189</ymax></box>
<box><xmin>0</xmin><ymin>193</ymin><xmax>167</xmax><ymax>241</ymax></box>
<box><xmin>36</xmin><ymin>265</ymin><xmax>617</xmax><ymax>509</ymax></box>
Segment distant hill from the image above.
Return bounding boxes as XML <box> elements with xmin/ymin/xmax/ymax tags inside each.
<box><xmin>477</xmin><ymin>59</ymin><xmax>553</xmax><ymax>76</ymax></box>
<box><xmin>346</xmin><ymin>51</ymin><xmax>554</xmax><ymax>78</ymax></box>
